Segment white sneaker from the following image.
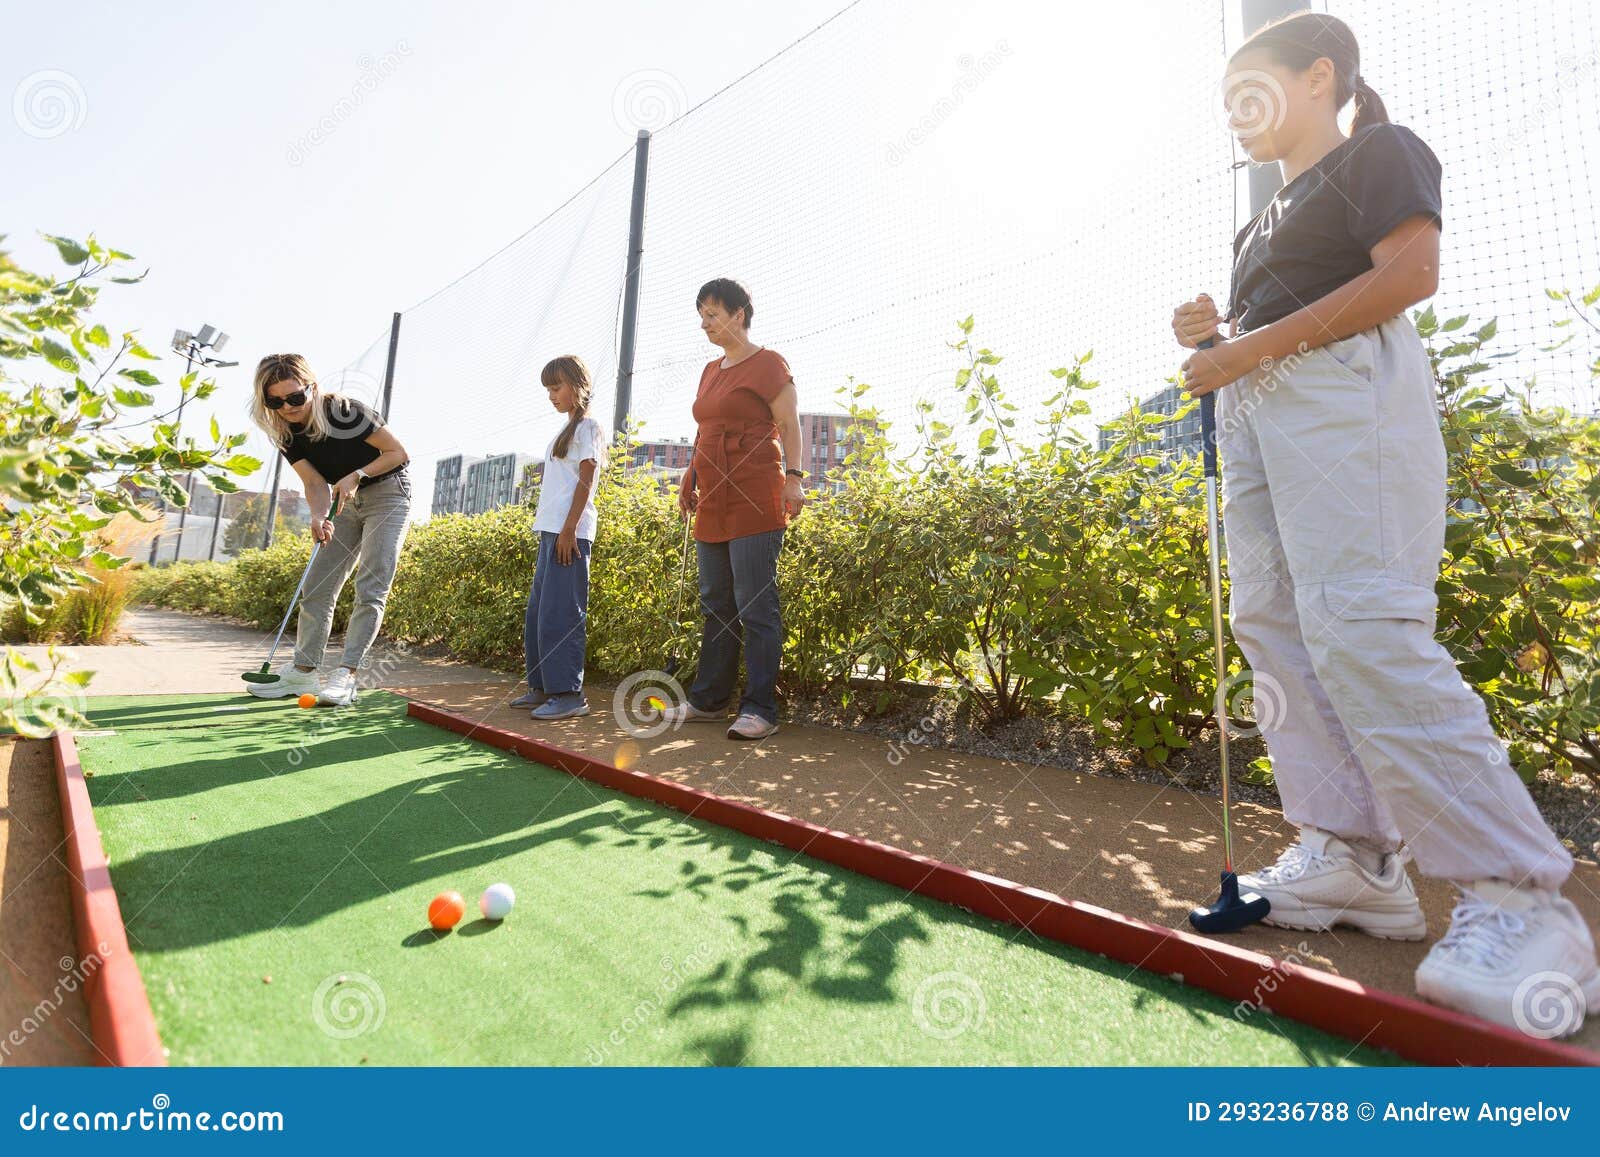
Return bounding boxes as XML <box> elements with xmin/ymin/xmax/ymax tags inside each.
<box><xmin>318</xmin><ymin>667</ymin><xmax>360</xmax><ymax>707</ymax></box>
<box><xmin>727</xmin><ymin>713</ymin><xmax>777</xmax><ymax>741</ymax></box>
<box><xmin>658</xmin><ymin>702</ymin><xmax>726</xmax><ymax>724</ymax></box>
<box><xmin>1416</xmin><ymin>879</ymin><xmax>1600</xmax><ymax>1037</ymax></box>
<box><xmin>246</xmin><ymin>665</ymin><xmax>321</xmax><ymax>700</ymax></box>
<box><xmin>1238</xmin><ymin>826</ymin><xmax>1426</xmax><ymax>940</ymax></box>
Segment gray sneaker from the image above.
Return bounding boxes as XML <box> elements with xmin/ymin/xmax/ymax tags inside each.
<box><xmin>532</xmin><ymin>693</ymin><xmax>591</xmax><ymax>721</ymax></box>
<box><xmin>727</xmin><ymin>713</ymin><xmax>777</xmax><ymax>741</ymax></box>
<box><xmin>659</xmin><ymin>702</ymin><xmax>726</xmax><ymax>724</ymax></box>
<box><xmin>509</xmin><ymin>689</ymin><xmax>549</xmax><ymax>709</ymax></box>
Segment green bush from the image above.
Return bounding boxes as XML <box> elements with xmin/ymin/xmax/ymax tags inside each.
<box><xmin>2</xmin><ymin>569</ymin><xmax>129</xmax><ymax>644</ymax></box>
<box><xmin>585</xmin><ymin>450</ymin><xmax>699</xmax><ymax>681</ymax></box>
<box><xmin>385</xmin><ymin>509</ymin><xmax>534</xmax><ymax>669</ymax></box>
<box><xmin>779</xmin><ymin>405</ymin><xmax>933</xmax><ymax>701</ymax></box>
<box><xmin>133</xmin><ymin>534</ymin><xmax>354</xmax><ymax>634</ymax></box>
<box><xmin>1426</xmin><ymin>294</ymin><xmax>1600</xmax><ymax>781</ymax></box>
<box><xmin>132</xmin><ymin>298</ymin><xmax>1600</xmax><ymax>782</ymax></box>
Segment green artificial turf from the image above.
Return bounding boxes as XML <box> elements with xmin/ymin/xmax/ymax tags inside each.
<box><xmin>77</xmin><ymin>692</ymin><xmax>1404</xmax><ymax>1066</ymax></box>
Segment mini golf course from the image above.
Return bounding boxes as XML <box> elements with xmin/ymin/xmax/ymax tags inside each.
<box><xmin>69</xmin><ymin>691</ymin><xmax>1400</xmax><ymax>1066</ymax></box>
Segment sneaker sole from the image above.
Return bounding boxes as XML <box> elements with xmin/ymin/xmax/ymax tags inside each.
<box><xmin>247</xmin><ymin>682</ymin><xmax>316</xmax><ymax>700</ymax></box>
<box><xmin>1417</xmin><ymin>963</ymin><xmax>1600</xmax><ymax>1038</ymax></box>
<box><xmin>1259</xmin><ymin>897</ymin><xmax>1426</xmax><ymax>941</ymax></box>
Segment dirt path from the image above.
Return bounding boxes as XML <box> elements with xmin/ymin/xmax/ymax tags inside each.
<box><xmin>0</xmin><ymin>737</ymin><xmax>97</xmax><ymax>1065</ymax></box>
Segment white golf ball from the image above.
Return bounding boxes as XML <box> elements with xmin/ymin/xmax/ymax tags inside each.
<box><xmin>479</xmin><ymin>883</ymin><xmax>515</xmax><ymax>921</ymax></box>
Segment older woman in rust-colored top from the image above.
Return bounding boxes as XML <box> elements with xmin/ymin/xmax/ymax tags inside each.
<box><xmin>669</xmin><ymin>278</ymin><xmax>805</xmax><ymax>740</ymax></box>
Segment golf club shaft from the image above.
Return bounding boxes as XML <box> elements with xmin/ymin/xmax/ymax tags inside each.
<box><xmin>667</xmin><ymin>450</ymin><xmax>697</xmax><ymax>663</ymax></box>
<box><xmin>263</xmin><ymin>539</ymin><xmax>323</xmax><ymax>669</ymax></box>
<box><xmin>1204</xmin><ymin>472</ymin><xmax>1232</xmax><ymax>871</ymax></box>
<box><xmin>671</xmin><ymin>516</ymin><xmax>692</xmax><ymax>624</ymax></box>
<box><xmin>1197</xmin><ymin>337</ymin><xmax>1234</xmax><ymax>873</ymax></box>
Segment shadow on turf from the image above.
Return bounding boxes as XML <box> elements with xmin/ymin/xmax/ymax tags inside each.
<box><xmin>84</xmin><ymin>693</ymin><xmax>399</xmax><ymax>733</ymax></box>
<box><xmin>88</xmin><ymin>716</ymin><xmax>1395</xmax><ymax>1067</ymax></box>
<box><xmin>81</xmin><ymin>711</ymin><xmax>414</xmax><ymax>805</ymax></box>
<box><xmin>399</xmin><ymin>920</ymin><xmax>500</xmax><ymax>945</ymax></box>
<box><xmin>402</xmin><ymin>929</ymin><xmax>450</xmax><ymax>947</ymax></box>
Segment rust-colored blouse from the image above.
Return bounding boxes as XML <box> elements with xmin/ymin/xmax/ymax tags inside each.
<box><xmin>685</xmin><ymin>347</ymin><xmax>792</xmax><ymax>544</ymax></box>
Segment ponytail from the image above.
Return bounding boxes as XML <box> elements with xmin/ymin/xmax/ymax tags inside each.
<box><xmin>541</xmin><ymin>355</ymin><xmax>594</xmax><ymax>459</ymax></box>
<box><xmin>1350</xmin><ymin>75</ymin><xmax>1389</xmax><ymax>135</ymax></box>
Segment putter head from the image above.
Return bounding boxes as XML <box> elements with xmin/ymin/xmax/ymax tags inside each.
<box><xmin>1188</xmin><ymin>870</ymin><xmax>1270</xmax><ymax>934</ymax></box>
<box><xmin>241</xmin><ymin>663</ymin><xmax>278</xmax><ymax>685</ymax></box>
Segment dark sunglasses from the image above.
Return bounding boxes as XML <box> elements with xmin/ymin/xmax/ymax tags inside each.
<box><xmin>264</xmin><ymin>389</ymin><xmax>309</xmax><ymax>411</ymax></box>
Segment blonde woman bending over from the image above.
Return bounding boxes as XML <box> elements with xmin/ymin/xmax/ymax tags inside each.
<box><xmin>246</xmin><ymin>353</ymin><xmax>411</xmax><ymax>706</ymax></box>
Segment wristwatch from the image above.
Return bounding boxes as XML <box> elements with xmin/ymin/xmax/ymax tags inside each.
<box><xmin>786</xmin><ymin>468</ymin><xmax>806</xmax><ymax>479</ymax></box>
<box><xmin>355</xmin><ymin>468</ymin><xmax>370</xmax><ymax>483</ymax></box>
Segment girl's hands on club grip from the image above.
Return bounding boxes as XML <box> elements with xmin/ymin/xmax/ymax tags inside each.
<box><xmin>1172</xmin><ymin>293</ymin><xmax>1224</xmax><ymax>349</ymax></box>
<box><xmin>1174</xmin><ymin>293</ymin><xmax>1251</xmax><ymax>396</ymax></box>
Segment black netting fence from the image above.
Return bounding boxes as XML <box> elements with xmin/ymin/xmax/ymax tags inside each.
<box><xmin>1324</xmin><ymin>0</ymin><xmax>1600</xmax><ymax>410</ymax></box>
<box><xmin>299</xmin><ymin>0</ymin><xmax>1596</xmax><ymax>524</ymax></box>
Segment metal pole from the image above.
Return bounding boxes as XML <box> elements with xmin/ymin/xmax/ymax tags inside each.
<box><xmin>612</xmin><ymin>128</ymin><xmax>652</xmax><ymax>437</ymax></box>
<box><xmin>207</xmin><ymin>488</ymin><xmax>224</xmax><ymax>561</ymax></box>
<box><xmin>168</xmin><ymin>343</ymin><xmax>198</xmax><ymax>562</ymax></box>
<box><xmin>1240</xmin><ymin>0</ymin><xmax>1302</xmax><ymax>216</ymax></box>
<box><xmin>380</xmin><ymin>311</ymin><xmax>402</xmax><ymax>422</ymax></box>
<box><xmin>263</xmin><ymin>455</ymin><xmax>283</xmax><ymax>550</ymax></box>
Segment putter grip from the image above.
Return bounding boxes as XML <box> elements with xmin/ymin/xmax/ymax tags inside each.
<box><xmin>1196</xmin><ymin>336</ymin><xmax>1218</xmax><ymax>479</ymax></box>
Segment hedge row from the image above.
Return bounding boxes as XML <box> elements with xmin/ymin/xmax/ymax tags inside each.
<box><xmin>133</xmin><ymin>313</ymin><xmax>1600</xmax><ymax>782</ymax></box>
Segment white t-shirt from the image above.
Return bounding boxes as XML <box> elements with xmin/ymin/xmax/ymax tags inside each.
<box><xmin>531</xmin><ymin>417</ymin><xmax>604</xmax><ymax>539</ymax></box>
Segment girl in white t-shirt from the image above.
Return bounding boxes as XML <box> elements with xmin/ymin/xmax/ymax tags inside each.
<box><xmin>514</xmin><ymin>355</ymin><xmax>604</xmax><ymax>719</ymax></box>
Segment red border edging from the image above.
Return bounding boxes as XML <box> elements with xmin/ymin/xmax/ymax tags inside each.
<box><xmin>408</xmin><ymin>700</ymin><xmax>1598</xmax><ymax>1067</ymax></box>
<box><xmin>51</xmin><ymin>732</ymin><xmax>165</xmax><ymax>1067</ymax></box>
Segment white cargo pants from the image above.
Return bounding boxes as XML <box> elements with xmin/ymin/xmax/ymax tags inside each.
<box><xmin>1216</xmin><ymin>315</ymin><xmax>1571</xmax><ymax>891</ymax></box>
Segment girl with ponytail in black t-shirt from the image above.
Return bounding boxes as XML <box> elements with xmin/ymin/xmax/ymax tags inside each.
<box><xmin>1171</xmin><ymin>11</ymin><xmax>1596</xmax><ymax>1035</ymax></box>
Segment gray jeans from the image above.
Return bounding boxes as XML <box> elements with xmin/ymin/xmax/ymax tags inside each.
<box><xmin>294</xmin><ymin>471</ymin><xmax>411</xmax><ymax>671</ymax></box>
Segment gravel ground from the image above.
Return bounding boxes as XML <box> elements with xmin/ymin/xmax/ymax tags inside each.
<box><xmin>784</xmin><ymin>681</ymin><xmax>1600</xmax><ymax>864</ymax></box>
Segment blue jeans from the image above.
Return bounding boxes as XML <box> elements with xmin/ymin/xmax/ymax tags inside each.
<box><xmin>524</xmin><ymin>532</ymin><xmax>591</xmax><ymax>696</ymax></box>
<box><xmin>689</xmin><ymin>528</ymin><xmax>784</xmax><ymax>724</ymax></box>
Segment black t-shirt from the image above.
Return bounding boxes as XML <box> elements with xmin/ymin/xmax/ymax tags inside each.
<box><xmin>1228</xmin><ymin>123</ymin><xmax>1443</xmax><ymax>333</ymax></box>
<box><xmin>282</xmin><ymin>396</ymin><xmax>399</xmax><ymax>484</ymax></box>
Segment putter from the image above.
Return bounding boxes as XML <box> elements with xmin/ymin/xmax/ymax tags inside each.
<box><xmin>663</xmin><ymin>513</ymin><xmax>693</xmax><ymax>678</ymax></box>
<box><xmin>1187</xmin><ymin>336</ymin><xmax>1271</xmax><ymax>934</ymax></box>
<box><xmin>663</xmin><ymin>450</ymin><xmax>697</xmax><ymax>678</ymax></box>
<box><xmin>240</xmin><ymin>509</ymin><xmax>335</xmax><ymax>685</ymax></box>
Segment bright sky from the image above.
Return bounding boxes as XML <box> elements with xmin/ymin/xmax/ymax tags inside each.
<box><xmin>4</xmin><ymin>0</ymin><xmax>847</xmax><ymax>487</ymax></box>
<box><xmin>8</xmin><ymin>0</ymin><xmax>1597</xmax><ymax>524</ymax></box>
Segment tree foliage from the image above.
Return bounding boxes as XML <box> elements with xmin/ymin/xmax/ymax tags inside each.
<box><xmin>1</xmin><ymin>233</ymin><xmax>259</xmax><ymax>735</ymax></box>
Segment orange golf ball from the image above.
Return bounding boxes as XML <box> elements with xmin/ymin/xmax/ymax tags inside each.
<box><xmin>428</xmin><ymin>891</ymin><xmax>466</xmax><ymax>931</ymax></box>
<box><xmin>297</xmin><ymin>693</ymin><xmax>317</xmax><ymax>709</ymax></box>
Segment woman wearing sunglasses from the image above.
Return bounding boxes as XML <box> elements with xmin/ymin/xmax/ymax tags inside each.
<box><xmin>246</xmin><ymin>353</ymin><xmax>412</xmax><ymax>706</ymax></box>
